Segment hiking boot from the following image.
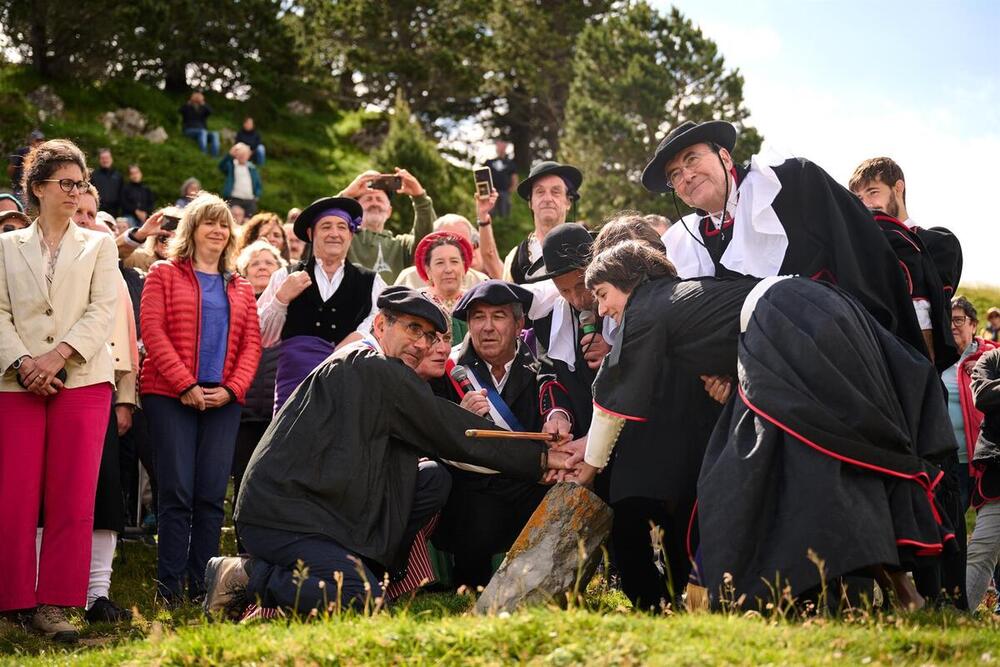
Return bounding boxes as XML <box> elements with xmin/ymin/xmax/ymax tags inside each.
<box><xmin>31</xmin><ymin>605</ymin><xmax>79</xmax><ymax>643</ymax></box>
<box><xmin>204</xmin><ymin>556</ymin><xmax>251</xmax><ymax>619</ymax></box>
<box><xmin>85</xmin><ymin>597</ymin><xmax>133</xmax><ymax>624</ymax></box>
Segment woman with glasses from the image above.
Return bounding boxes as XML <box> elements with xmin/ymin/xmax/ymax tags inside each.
<box><xmin>943</xmin><ymin>296</ymin><xmax>1000</xmax><ymax>511</ymax></box>
<box><xmin>139</xmin><ymin>192</ymin><xmax>262</xmax><ymax>603</ymax></box>
<box><xmin>0</xmin><ymin>139</ymin><xmax>118</xmax><ymax>641</ymax></box>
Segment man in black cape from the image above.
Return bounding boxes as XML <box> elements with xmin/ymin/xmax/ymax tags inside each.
<box><xmin>580</xmin><ymin>242</ymin><xmax>956</xmax><ymax>610</ymax></box>
<box><xmin>643</xmin><ymin>120</ymin><xmax>924</xmax><ymax>351</ymax></box>
<box><xmin>203</xmin><ymin>286</ymin><xmax>569</xmax><ymax>617</ymax></box>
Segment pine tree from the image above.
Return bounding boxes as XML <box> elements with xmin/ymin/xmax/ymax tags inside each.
<box><xmin>561</xmin><ymin>2</ymin><xmax>762</xmax><ymax>225</ymax></box>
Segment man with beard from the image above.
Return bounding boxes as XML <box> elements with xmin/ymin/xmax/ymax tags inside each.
<box><xmin>204</xmin><ymin>287</ymin><xmax>571</xmax><ymax>617</ymax></box>
<box><xmin>257</xmin><ymin>196</ymin><xmax>386</xmax><ymax>412</ymax></box>
<box><xmin>502</xmin><ymin>161</ymin><xmax>583</xmax><ymax>284</ymax></box>
<box><xmin>849</xmin><ymin>157</ymin><xmax>963</xmax><ymax>370</ymax></box>
<box><xmin>339</xmin><ymin>169</ymin><xmax>435</xmax><ymax>283</ymax></box>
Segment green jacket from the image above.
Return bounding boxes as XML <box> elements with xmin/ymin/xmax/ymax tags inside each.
<box><xmin>348</xmin><ymin>193</ymin><xmax>436</xmax><ymax>283</ymax></box>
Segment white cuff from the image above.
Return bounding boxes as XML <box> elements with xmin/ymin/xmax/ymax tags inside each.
<box><xmin>913</xmin><ymin>299</ymin><xmax>932</xmax><ymax>331</ymax></box>
<box><xmin>584</xmin><ymin>407</ymin><xmax>626</xmax><ymax>468</ymax></box>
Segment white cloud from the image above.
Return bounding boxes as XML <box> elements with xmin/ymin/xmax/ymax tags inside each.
<box><xmin>743</xmin><ymin>74</ymin><xmax>1000</xmax><ymax>285</ymax></box>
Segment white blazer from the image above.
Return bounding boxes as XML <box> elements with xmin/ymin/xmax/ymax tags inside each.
<box><xmin>0</xmin><ymin>220</ymin><xmax>119</xmax><ymax>392</ymax></box>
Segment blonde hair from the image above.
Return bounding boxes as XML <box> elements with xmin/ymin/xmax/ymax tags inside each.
<box><xmin>168</xmin><ymin>192</ymin><xmax>238</xmax><ymax>273</ymax></box>
<box><xmin>236</xmin><ymin>238</ymin><xmax>287</xmax><ymax>276</ymax></box>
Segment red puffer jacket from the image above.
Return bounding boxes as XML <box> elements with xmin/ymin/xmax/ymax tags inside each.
<box><xmin>140</xmin><ymin>258</ymin><xmax>261</xmax><ymax>403</ymax></box>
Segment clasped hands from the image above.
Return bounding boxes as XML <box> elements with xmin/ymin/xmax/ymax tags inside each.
<box><xmin>180</xmin><ymin>385</ymin><xmax>231</xmax><ymax>411</ymax></box>
<box><xmin>16</xmin><ymin>349</ymin><xmax>67</xmax><ymax>396</ymax></box>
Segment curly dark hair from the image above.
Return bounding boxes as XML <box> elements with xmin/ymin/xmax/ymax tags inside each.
<box><xmin>21</xmin><ymin>138</ymin><xmax>88</xmax><ymax>210</ymax></box>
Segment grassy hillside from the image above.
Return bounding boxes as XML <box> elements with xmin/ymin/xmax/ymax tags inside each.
<box><xmin>0</xmin><ymin>65</ymin><xmax>539</xmax><ymax>250</ymax></box>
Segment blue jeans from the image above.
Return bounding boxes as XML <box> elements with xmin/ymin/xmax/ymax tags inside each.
<box><xmin>183</xmin><ymin>127</ymin><xmax>220</xmax><ymax>156</ymax></box>
<box><xmin>251</xmin><ymin>144</ymin><xmax>266</xmax><ymax>166</ymax></box>
<box><xmin>239</xmin><ymin>460</ymin><xmax>450</xmax><ymax>613</ymax></box>
<box><xmin>144</xmin><ymin>394</ymin><xmax>241</xmax><ymax>599</ymax></box>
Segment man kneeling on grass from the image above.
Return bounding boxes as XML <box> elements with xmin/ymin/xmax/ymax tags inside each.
<box><xmin>204</xmin><ymin>286</ymin><xmax>570</xmax><ymax>618</ymax></box>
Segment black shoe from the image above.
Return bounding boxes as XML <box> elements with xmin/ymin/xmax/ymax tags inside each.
<box><xmin>85</xmin><ymin>597</ymin><xmax>133</xmax><ymax>624</ymax></box>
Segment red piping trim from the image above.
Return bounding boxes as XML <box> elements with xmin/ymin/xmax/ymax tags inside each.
<box><xmin>701</xmin><ymin>215</ymin><xmax>734</xmax><ymax>238</ymax></box>
<box><xmin>738</xmin><ymin>386</ymin><xmax>945</xmax><ymax>526</ymax></box>
<box><xmin>686</xmin><ymin>500</ymin><xmax>698</xmax><ymax>564</ymax></box>
<box><xmin>888</xmin><ymin>228</ymin><xmax>922</xmax><ymax>253</ymax></box>
<box><xmin>592</xmin><ymin>400</ymin><xmax>648</xmax><ymax>423</ymax></box>
<box><xmin>898</xmin><ymin>260</ymin><xmax>914</xmax><ymax>295</ymax></box>
<box><xmin>873</xmin><ymin>213</ymin><xmax>911</xmax><ymax>234</ymax></box>
<box><xmin>810</xmin><ymin>268</ymin><xmax>837</xmax><ymax>284</ymax></box>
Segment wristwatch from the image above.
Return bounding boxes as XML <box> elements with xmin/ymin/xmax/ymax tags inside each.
<box><xmin>12</xmin><ymin>355</ymin><xmax>29</xmax><ymax>370</ymax></box>
<box><xmin>476</xmin><ymin>218</ymin><xmax>492</xmax><ymax>227</ymax></box>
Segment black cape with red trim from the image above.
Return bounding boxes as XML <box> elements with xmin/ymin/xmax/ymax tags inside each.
<box><xmin>913</xmin><ymin>225</ymin><xmax>963</xmax><ymax>299</ymax></box>
<box><xmin>874</xmin><ymin>213</ymin><xmax>958</xmax><ymax>372</ymax></box>
<box><xmin>687</xmin><ymin>159</ymin><xmax>923</xmax><ymax>350</ymax></box>
<box><xmin>696</xmin><ymin>278</ymin><xmax>956</xmax><ymax>607</ymax></box>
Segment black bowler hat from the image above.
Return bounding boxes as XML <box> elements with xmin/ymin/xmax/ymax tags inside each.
<box><xmin>523</xmin><ymin>223</ymin><xmax>594</xmax><ymax>284</ymax></box>
<box><xmin>516</xmin><ymin>160</ymin><xmax>583</xmax><ymax>202</ymax></box>
<box><xmin>376</xmin><ymin>286</ymin><xmax>449</xmax><ymax>333</ymax></box>
<box><xmin>293</xmin><ymin>196</ymin><xmax>363</xmax><ymax>242</ymax></box>
<box><xmin>640</xmin><ymin>120</ymin><xmax>737</xmax><ymax>194</ymax></box>
<box><xmin>452</xmin><ymin>280</ymin><xmax>534</xmax><ymax>322</ymax></box>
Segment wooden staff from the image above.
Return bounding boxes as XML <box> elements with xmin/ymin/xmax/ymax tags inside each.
<box><xmin>465</xmin><ymin>429</ymin><xmax>557</xmax><ymax>442</ymax></box>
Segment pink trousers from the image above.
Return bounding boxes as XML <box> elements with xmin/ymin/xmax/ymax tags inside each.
<box><xmin>0</xmin><ymin>383</ymin><xmax>111</xmax><ymax>611</ymax></box>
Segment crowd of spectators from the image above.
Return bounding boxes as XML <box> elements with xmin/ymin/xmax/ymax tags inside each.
<box><xmin>3</xmin><ymin>100</ymin><xmax>1000</xmax><ymax>642</ymax></box>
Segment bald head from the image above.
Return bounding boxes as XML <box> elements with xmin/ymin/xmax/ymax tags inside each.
<box><xmin>433</xmin><ymin>214</ymin><xmax>475</xmax><ymax>242</ymax></box>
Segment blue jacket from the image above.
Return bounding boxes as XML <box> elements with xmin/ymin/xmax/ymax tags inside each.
<box><xmin>218</xmin><ymin>155</ymin><xmax>262</xmax><ymax>199</ymax></box>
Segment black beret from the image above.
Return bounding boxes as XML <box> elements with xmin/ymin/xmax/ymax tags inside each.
<box><xmin>452</xmin><ymin>279</ymin><xmax>534</xmax><ymax>322</ymax></box>
<box><xmin>376</xmin><ymin>286</ymin><xmax>449</xmax><ymax>333</ymax></box>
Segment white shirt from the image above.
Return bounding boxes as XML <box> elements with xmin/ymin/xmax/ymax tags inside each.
<box><xmin>257</xmin><ymin>260</ymin><xmax>387</xmax><ymax>347</ymax></box>
<box><xmin>231</xmin><ymin>163</ymin><xmax>254</xmax><ymax>200</ymax></box>
<box><xmin>487</xmin><ymin>357</ymin><xmax>516</xmax><ymax>393</ymax></box>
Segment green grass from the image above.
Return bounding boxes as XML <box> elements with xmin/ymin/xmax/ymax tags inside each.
<box><xmin>3</xmin><ymin>526</ymin><xmax>1000</xmax><ymax>665</ymax></box>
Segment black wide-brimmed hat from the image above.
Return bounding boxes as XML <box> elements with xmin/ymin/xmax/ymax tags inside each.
<box><xmin>523</xmin><ymin>223</ymin><xmax>594</xmax><ymax>283</ymax></box>
<box><xmin>516</xmin><ymin>161</ymin><xmax>583</xmax><ymax>202</ymax></box>
<box><xmin>452</xmin><ymin>280</ymin><xmax>534</xmax><ymax>322</ymax></box>
<box><xmin>293</xmin><ymin>196</ymin><xmax>363</xmax><ymax>242</ymax></box>
<box><xmin>640</xmin><ymin>120</ymin><xmax>737</xmax><ymax>193</ymax></box>
<box><xmin>376</xmin><ymin>285</ymin><xmax>449</xmax><ymax>333</ymax></box>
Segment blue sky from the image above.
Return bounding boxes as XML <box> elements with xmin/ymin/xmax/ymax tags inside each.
<box><xmin>652</xmin><ymin>0</ymin><xmax>1000</xmax><ymax>285</ymax></box>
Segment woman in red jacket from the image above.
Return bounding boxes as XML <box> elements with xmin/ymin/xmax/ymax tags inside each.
<box><xmin>140</xmin><ymin>192</ymin><xmax>261</xmax><ymax>603</ymax></box>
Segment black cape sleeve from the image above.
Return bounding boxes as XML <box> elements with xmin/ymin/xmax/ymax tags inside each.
<box><xmin>773</xmin><ymin>159</ymin><xmax>919</xmax><ymax>344</ymax></box>
<box><xmin>592</xmin><ymin>276</ymin><xmax>756</xmax><ymax>420</ymax></box>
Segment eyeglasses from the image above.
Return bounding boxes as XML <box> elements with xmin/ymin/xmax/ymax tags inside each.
<box><xmin>387</xmin><ymin>316</ymin><xmax>438</xmax><ymax>346</ymax></box>
<box><xmin>667</xmin><ymin>151</ymin><xmax>714</xmax><ymax>189</ymax></box>
<box><xmin>952</xmin><ymin>316</ymin><xmax>971</xmax><ymax>327</ymax></box>
<box><xmin>40</xmin><ymin>178</ymin><xmax>91</xmax><ymax>193</ymax></box>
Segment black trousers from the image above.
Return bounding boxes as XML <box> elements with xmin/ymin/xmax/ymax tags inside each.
<box><xmin>611</xmin><ymin>497</ymin><xmax>691</xmax><ymax>612</ymax></box>
<box><xmin>240</xmin><ymin>460</ymin><xmax>451</xmax><ymax>613</ymax></box>
<box><xmin>432</xmin><ymin>470</ymin><xmax>548</xmax><ymax>588</ymax></box>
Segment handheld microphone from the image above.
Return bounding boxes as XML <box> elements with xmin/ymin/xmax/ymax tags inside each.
<box><xmin>450</xmin><ymin>365</ymin><xmax>494</xmax><ymax>423</ymax></box>
<box><xmin>579</xmin><ymin>310</ymin><xmax>598</xmax><ymax>337</ymax></box>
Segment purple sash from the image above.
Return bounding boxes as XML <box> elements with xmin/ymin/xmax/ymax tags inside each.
<box><xmin>274</xmin><ymin>335</ymin><xmax>335</xmax><ymax>413</ymax></box>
